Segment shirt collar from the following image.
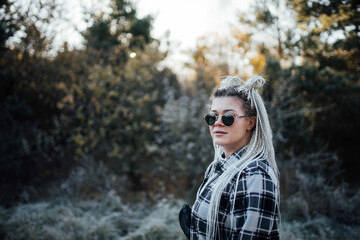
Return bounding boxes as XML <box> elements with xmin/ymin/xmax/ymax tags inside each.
<box><xmin>214</xmin><ymin>147</ymin><xmax>246</xmax><ymax>173</ymax></box>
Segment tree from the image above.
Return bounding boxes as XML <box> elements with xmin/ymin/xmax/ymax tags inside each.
<box><xmin>0</xmin><ymin>0</ymin><xmax>180</xmax><ymax>204</ymax></box>
<box><xmin>0</xmin><ymin>0</ymin><xmax>69</xmax><ymax>205</ymax></box>
<box><xmin>187</xmin><ymin>30</ymin><xmax>267</xmax><ymax>95</ymax></box>
<box><xmin>53</xmin><ymin>0</ymin><xmax>180</xmax><ymax>197</ymax></box>
<box><xmin>289</xmin><ymin>0</ymin><xmax>360</xmax><ymax>183</ymax></box>
<box><xmin>83</xmin><ymin>0</ymin><xmax>152</xmax><ymax>53</ymax></box>
<box><xmin>56</xmin><ymin>44</ymin><xmax>177</xmax><ymax>189</ymax></box>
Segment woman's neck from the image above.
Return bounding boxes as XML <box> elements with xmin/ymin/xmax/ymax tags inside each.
<box><xmin>223</xmin><ymin>144</ymin><xmax>247</xmax><ymax>158</ymax></box>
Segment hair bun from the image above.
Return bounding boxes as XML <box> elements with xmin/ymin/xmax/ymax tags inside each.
<box><xmin>244</xmin><ymin>75</ymin><xmax>266</xmax><ymax>90</ymax></box>
<box><xmin>219</xmin><ymin>76</ymin><xmax>244</xmax><ymax>88</ymax></box>
<box><xmin>219</xmin><ymin>75</ymin><xmax>266</xmax><ymax>92</ymax></box>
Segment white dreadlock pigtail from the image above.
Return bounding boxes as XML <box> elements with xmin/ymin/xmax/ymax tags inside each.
<box><xmin>205</xmin><ymin>75</ymin><xmax>280</xmax><ymax>239</ymax></box>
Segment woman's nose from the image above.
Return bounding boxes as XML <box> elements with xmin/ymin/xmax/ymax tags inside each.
<box><xmin>214</xmin><ymin>115</ymin><xmax>224</xmax><ymax>126</ymax></box>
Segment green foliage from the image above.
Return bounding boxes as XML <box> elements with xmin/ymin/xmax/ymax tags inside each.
<box><xmin>281</xmin><ymin>150</ymin><xmax>360</xmax><ymax>223</ymax></box>
<box><xmin>0</xmin><ymin>195</ymin><xmax>186</xmax><ymax>240</ymax></box>
<box><xmin>5</xmin><ymin>156</ymin><xmax>354</xmax><ymax>240</ymax></box>
<box><xmin>0</xmin><ymin>95</ymin><xmax>66</xmax><ymax>205</ymax></box>
<box><xmin>1</xmin><ymin>192</ymin><xmax>359</xmax><ymax>240</ymax></box>
<box><xmin>57</xmin><ymin>0</ymin><xmax>179</xmax><ymax>196</ymax></box>
<box><xmin>0</xmin><ymin>0</ymin><xmax>178</xmax><ymax>204</ymax></box>
<box><xmin>83</xmin><ymin>0</ymin><xmax>153</xmax><ymax>51</ymax></box>
<box><xmin>54</xmin><ymin>155</ymin><xmax>123</xmax><ymax>200</ymax></box>
<box><xmin>0</xmin><ymin>0</ymin><xmax>17</xmax><ymax>48</ymax></box>
<box><xmin>0</xmin><ymin>1</ymin><xmax>73</xmax><ymax>205</ymax></box>
<box><xmin>155</xmin><ymin>87</ymin><xmax>214</xmax><ymax>201</ymax></box>
<box><xmin>291</xmin><ymin>0</ymin><xmax>359</xmax><ymax>39</ymax></box>
<box><xmin>281</xmin><ymin>217</ymin><xmax>360</xmax><ymax>240</ymax></box>
<box><xmin>55</xmin><ymin>43</ymin><xmax>177</xmax><ymax>192</ymax></box>
<box><xmin>85</xmin><ymin>18</ymin><xmax>119</xmax><ymax>51</ymax></box>
<box><xmin>288</xmin><ymin>0</ymin><xmax>360</xmax><ymax>182</ymax></box>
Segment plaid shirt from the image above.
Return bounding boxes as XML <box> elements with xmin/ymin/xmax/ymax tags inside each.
<box><xmin>190</xmin><ymin>149</ymin><xmax>279</xmax><ymax>240</ymax></box>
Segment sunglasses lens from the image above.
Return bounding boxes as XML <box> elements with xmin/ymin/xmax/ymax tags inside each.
<box><xmin>205</xmin><ymin>114</ymin><xmax>217</xmax><ymax>126</ymax></box>
<box><xmin>222</xmin><ymin>114</ymin><xmax>235</xmax><ymax>126</ymax></box>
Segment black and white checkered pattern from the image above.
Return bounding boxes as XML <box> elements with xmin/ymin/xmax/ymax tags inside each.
<box><xmin>190</xmin><ymin>149</ymin><xmax>279</xmax><ymax>240</ymax></box>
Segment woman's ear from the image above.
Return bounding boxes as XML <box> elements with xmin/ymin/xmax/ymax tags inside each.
<box><xmin>247</xmin><ymin>116</ymin><xmax>256</xmax><ymax>131</ymax></box>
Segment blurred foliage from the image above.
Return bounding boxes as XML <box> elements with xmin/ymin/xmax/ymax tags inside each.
<box><xmin>56</xmin><ymin>44</ymin><xmax>178</xmax><ymax>192</ymax></box>
<box><xmin>1</xmin><ymin>160</ymin><xmax>359</xmax><ymax>239</ymax></box>
<box><xmin>0</xmin><ymin>0</ymin><xmax>359</xmax><ymax>237</ymax></box>
<box><xmin>0</xmin><ymin>0</ymin><xmax>69</xmax><ymax>205</ymax></box>
<box><xmin>83</xmin><ymin>0</ymin><xmax>152</xmax><ymax>51</ymax></box>
<box><xmin>288</xmin><ymin>0</ymin><xmax>360</xmax><ymax>183</ymax></box>
<box><xmin>0</xmin><ymin>194</ymin><xmax>186</xmax><ymax>240</ymax></box>
<box><xmin>155</xmin><ymin>86</ymin><xmax>213</xmax><ymax>202</ymax></box>
<box><xmin>186</xmin><ymin>30</ymin><xmax>265</xmax><ymax>93</ymax></box>
<box><xmin>0</xmin><ymin>0</ymin><xmax>179</xmax><ymax>203</ymax></box>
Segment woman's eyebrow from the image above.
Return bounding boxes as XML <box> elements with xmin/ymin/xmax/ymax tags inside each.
<box><xmin>210</xmin><ymin>109</ymin><xmax>236</xmax><ymax>113</ymax></box>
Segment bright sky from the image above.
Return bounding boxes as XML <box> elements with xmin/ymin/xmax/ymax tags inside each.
<box><xmin>61</xmin><ymin>0</ymin><xmax>251</xmax><ymax>76</ymax></box>
<box><xmin>136</xmin><ymin>0</ymin><xmax>250</xmax><ymax>48</ymax></box>
<box><xmin>136</xmin><ymin>0</ymin><xmax>250</xmax><ymax>75</ymax></box>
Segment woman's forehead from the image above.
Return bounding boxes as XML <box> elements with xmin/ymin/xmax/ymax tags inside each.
<box><xmin>211</xmin><ymin>97</ymin><xmax>243</xmax><ymax>112</ymax></box>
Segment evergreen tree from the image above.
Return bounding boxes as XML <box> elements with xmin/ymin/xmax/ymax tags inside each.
<box><xmin>289</xmin><ymin>0</ymin><xmax>360</xmax><ymax>183</ymax></box>
<box><xmin>54</xmin><ymin>0</ymin><xmax>179</xmax><ymax>196</ymax></box>
<box><xmin>0</xmin><ymin>0</ymin><xmax>68</xmax><ymax>205</ymax></box>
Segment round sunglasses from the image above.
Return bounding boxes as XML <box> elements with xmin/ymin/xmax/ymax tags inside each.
<box><xmin>204</xmin><ymin>113</ymin><xmax>246</xmax><ymax>126</ymax></box>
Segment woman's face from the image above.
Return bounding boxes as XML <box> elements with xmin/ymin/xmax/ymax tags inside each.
<box><xmin>209</xmin><ymin>96</ymin><xmax>255</xmax><ymax>157</ymax></box>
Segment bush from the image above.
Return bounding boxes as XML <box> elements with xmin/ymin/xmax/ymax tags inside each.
<box><xmin>281</xmin><ymin>217</ymin><xmax>360</xmax><ymax>240</ymax></box>
<box><xmin>0</xmin><ymin>194</ymin><xmax>186</xmax><ymax>240</ymax></box>
<box><xmin>1</xmin><ymin>193</ymin><xmax>359</xmax><ymax>240</ymax></box>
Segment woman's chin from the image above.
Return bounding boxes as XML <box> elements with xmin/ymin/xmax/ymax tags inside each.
<box><xmin>214</xmin><ymin>139</ymin><xmax>227</xmax><ymax>147</ymax></box>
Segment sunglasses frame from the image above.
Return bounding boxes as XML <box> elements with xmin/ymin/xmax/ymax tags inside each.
<box><xmin>204</xmin><ymin>113</ymin><xmax>246</xmax><ymax>127</ymax></box>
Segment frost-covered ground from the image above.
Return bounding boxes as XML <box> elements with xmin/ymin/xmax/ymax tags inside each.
<box><xmin>1</xmin><ymin>193</ymin><xmax>359</xmax><ymax>240</ymax></box>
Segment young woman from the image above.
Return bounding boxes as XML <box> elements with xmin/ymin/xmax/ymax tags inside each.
<box><xmin>180</xmin><ymin>76</ymin><xmax>280</xmax><ymax>239</ymax></box>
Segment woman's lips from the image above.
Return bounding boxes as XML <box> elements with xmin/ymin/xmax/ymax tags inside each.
<box><xmin>213</xmin><ymin>130</ymin><xmax>227</xmax><ymax>136</ymax></box>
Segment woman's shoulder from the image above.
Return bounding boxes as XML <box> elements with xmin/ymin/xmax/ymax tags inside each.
<box><xmin>230</xmin><ymin>160</ymin><xmax>279</xmax><ymax>195</ymax></box>
<box><xmin>240</xmin><ymin>160</ymin><xmax>278</xmax><ymax>185</ymax></box>
<box><xmin>243</xmin><ymin>159</ymin><xmax>270</xmax><ymax>174</ymax></box>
